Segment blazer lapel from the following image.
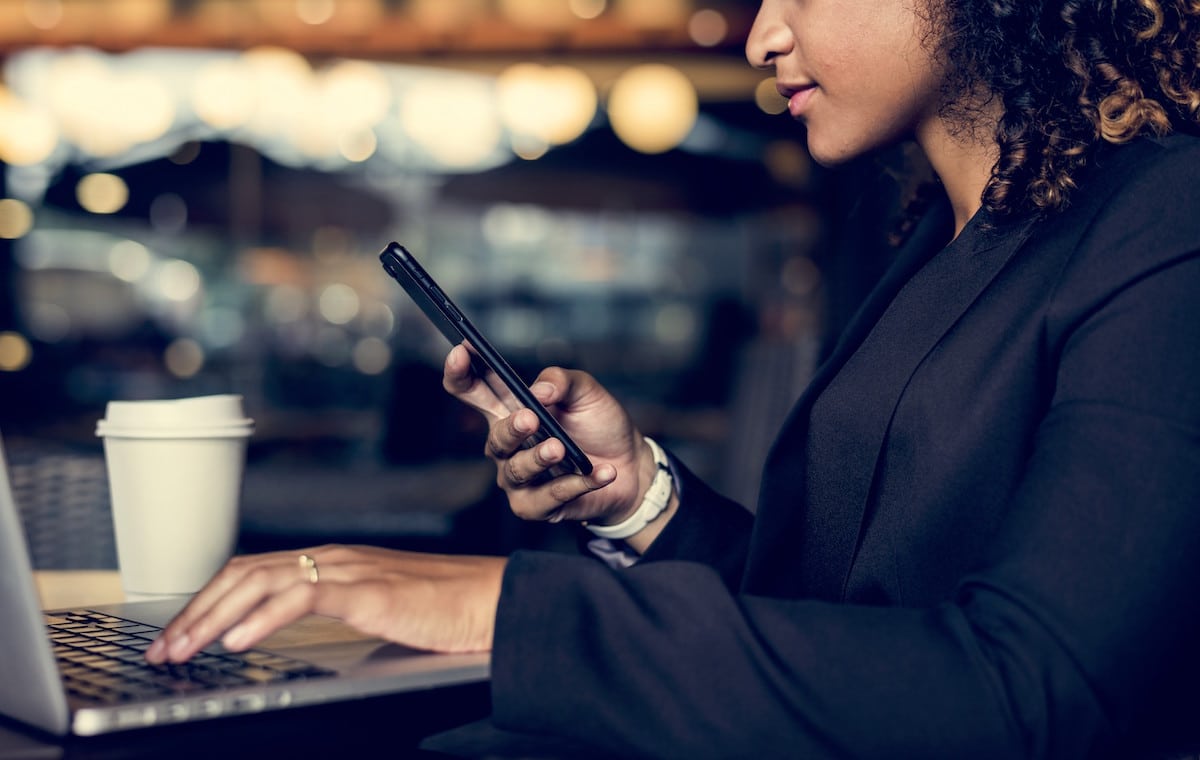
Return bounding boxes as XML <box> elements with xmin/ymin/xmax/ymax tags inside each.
<box><xmin>786</xmin><ymin>199</ymin><xmax>956</xmax><ymax>428</ymax></box>
<box><xmin>745</xmin><ymin>204</ymin><xmax>1035</xmax><ymax>600</ymax></box>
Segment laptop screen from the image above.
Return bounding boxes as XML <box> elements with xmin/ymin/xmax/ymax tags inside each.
<box><xmin>0</xmin><ymin>431</ymin><xmax>73</xmax><ymax>734</ymax></box>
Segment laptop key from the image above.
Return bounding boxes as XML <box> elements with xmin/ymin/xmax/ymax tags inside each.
<box><xmin>49</xmin><ymin>608</ymin><xmax>336</xmax><ymax>708</ymax></box>
<box><xmin>109</xmin><ymin>624</ymin><xmax>159</xmax><ymax>636</ymax></box>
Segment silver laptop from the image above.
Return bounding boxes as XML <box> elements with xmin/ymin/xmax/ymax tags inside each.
<box><xmin>0</xmin><ymin>432</ymin><xmax>489</xmax><ymax>737</ymax></box>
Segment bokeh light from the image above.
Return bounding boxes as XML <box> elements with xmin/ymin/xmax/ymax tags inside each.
<box><xmin>607</xmin><ymin>64</ymin><xmax>698</xmax><ymax>154</ymax></box>
<box><xmin>318</xmin><ymin>60</ymin><xmax>391</xmax><ymax>132</ymax></box>
<box><xmin>192</xmin><ymin>58</ymin><xmax>257</xmax><ymax>130</ymax></box>
<box><xmin>47</xmin><ymin>53</ymin><xmax>174</xmax><ymax>156</ymax></box>
<box><xmin>240</xmin><ymin>46</ymin><xmax>314</xmax><ymax>143</ymax></box>
<box><xmin>164</xmin><ymin>338</ymin><xmax>205</xmax><ymax>378</ymax></box>
<box><xmin>76</xmin><ymin>173</ymin><xmax>129</xmax><ymax>215</ymax></box>
<box><xmin>409</xmin><ymin>0</ymin><xmax>487</xmax><ymax>32</ymax></box>
<box><xmin>0</xmin><ymin>86</ymin><xmax>59</xmax><ymax>166</ymax></box>
<box><xmin>399</xmin><ymin>77</ymin><xmax>503</xmax><ymax>168</ymax></box>
<box><xmin>24</xmin><ymin>0</ymin><xmax>63</xmax><ymax>30</ymax></box>
<box><xmin>614</xmin><ymin>0</ymin><xmax>688</xmax><ymax>28</ymax></box>
<box><xmin>688</xmin><ymin>9</ymin><xmax>728</xmax><ymax>47</ymax></box>
<box><xmin>511</xmin><ymin>134</ymin><xmax>550</xmax><ymax>161</ymax></box>
<box><xmin>497</xmin><ymin>64</ymin><xmax>597</xmax><ymax>147</ymax></box>
<box><xmin>360</xmin><ymin>302</ymin><xmax>396</xmax><ymax>337</ymax></box>
<box><xmin>169</xmin><ymin>141</ymin><xmax>202</xmax><ymax>165</ymax></box>
<box><xmin>295</xmin><ymin>0</ymin><xmax>336</xmax><ymax>25</ymax></box>
<box><xmin>107</xmin><ymin>240</ymin><xmax>153</xmax><ymax>282</ymax></box>
<box><xmin>0</xmin><ymin>332</ymin><xmax>33</xmax><ymax>372</ymax></box>
<box><xmin>0</xmin><ymin>198</ymin><xmax>34</xmax><ymax>239</ymax></box>
<box><xmin>782</xmin><ymin>256</ymin><xmax>820</xmax><ymax>296</ymax></box>
<box><xmin>318</xmin><ymin>283</ymin><xmax>360</xmax><ymax>325</ymax></box>
<box><xmin>568</xmin><ymin>0</ymin><xmax>606</xmax><ymax>19</ymax></box>
<box><xmin>338</xmin><ymin>129</ymin><xmax>378</xmax><ymax>162</ymax></box>
<box><xmin>153</xmin><ymin>259</ymin><xmax>202</xmax><ymax>302</ymax></box>
<box><xmin>149</xmin><ymin>193</ymin><xmax>188</xmax><ymax>234</ymax></box>
<box><xmin>755</xmin><ymin>77</ymin><xmax>788</xmax><ymax>115</ymax></box>
<box><xmin>499</xmin><ymin>0</ymin><xmax>576</xmax><ymax>29</ymax></box>
<box><xmin>101</xmin><ymin>0</ymin><xmax>171</xmax><ymax>35</ymax></box>
<box><xmin>352</xmin><ymin>336</ymin><xmax>392</xmax><ymax>375</ymax></box>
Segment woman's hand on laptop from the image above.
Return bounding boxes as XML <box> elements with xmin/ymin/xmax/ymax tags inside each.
<box><xmin>443</xmin><ymin>344</ymin><xmax>661</xmax><ymax>537</ymax></box>
<box><xmin>144</xmin><ymin>546</ymin><xmax>505</xmax><ymax>664</ymax></box>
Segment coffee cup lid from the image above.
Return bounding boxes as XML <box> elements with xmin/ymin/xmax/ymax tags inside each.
<box><xmin>95</xmin><ymin>421</ymin><xmax>255</xmax><ymax>440</ymax></box>
<box><xmin>100</xmin><ymin>395</ymin><xmax>247</xmax><ymax>429</ymax></box>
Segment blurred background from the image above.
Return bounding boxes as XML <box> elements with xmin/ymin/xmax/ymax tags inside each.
<box><xmin>0</xmin><ymin>0</ymin><xmax>903</xmax><ymax>566</ymax></box>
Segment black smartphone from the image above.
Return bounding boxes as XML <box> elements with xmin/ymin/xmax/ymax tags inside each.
<box><xmin>379</xmin><ymin>242</ymin><xmax>593</xmax><ymax>476</ymax></box>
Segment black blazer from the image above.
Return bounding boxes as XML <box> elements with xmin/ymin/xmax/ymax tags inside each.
<box><xmin>488</xmin><ymin>134</ymin><xmax>1200</xmax><ymax>759</ymax></box>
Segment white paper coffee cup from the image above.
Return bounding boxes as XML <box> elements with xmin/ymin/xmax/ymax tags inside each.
<box><xmin>96</xmin><ymin>396</ymin><xmax>254</xmax><ymax>599</ymax></box>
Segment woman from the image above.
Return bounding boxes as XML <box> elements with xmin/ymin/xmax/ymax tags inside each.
<box><xmin>148</xmin><ymin>0</ymin><xmax>1200</xmax><ymax>756</ymax></box>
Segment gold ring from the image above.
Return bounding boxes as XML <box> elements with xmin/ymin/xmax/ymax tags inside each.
<box><xmin>298</xmin><ymin>554</ymin><xmax>319</xmax><ymax>584</ymax></box>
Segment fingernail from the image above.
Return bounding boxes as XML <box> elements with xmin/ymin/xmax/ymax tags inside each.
<box><xmin>145</xmin><ymin>637</ymin><xmax>165</xmax><ymax>662</ymax></box>
<box><xmin>595</xmin><ymin>465</ymin><xmax>617</xmax><ymax>485</ymax></box>
<box><xmin>166</xmin><ymin>633</ymin><xmax>191</xmax><ymax>662</ymax></box>
<box><xmin>222</xmin><ymin>625</ymin><xmax>249</xmax><ymax>651</ymax></box>
<box><xmin>531</xmin><ymin>382</ymin><xmax>553</xmax><ymax>398</ymax></box>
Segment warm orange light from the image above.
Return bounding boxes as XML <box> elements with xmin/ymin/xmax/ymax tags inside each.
<box><xmin>24</xmin><ymin>0</ymin><xmax>63</xmax><ymax>30</ymax></box>
<box><xmin>499</xmin><ymin>0</ymin><xmax>576</xmax><ymax>29</ymax></box>
<box><xmin>614</xmin><ymin>0</ymin><xmax>689</xmax><ymax>29</ymax></box>
<box><xmin>0</xmin><ymin>198</ymin><xmax>35</xmax><ymax>239</ymax></box>
<box><xmin>755</xmin><ymin>77</ymin><xmax>787</xmax><ymax>115</ymax></box>
<box><xmin>607</xmin><ymin>64</ymin><xmax>698</xmax><ymax>154</ymax></box>
<box><xmin>497</xmin><ymin>63</ymin><xmax>597</xmax><ymax>146</ymax></box>
<box><xmin>193</xmin><ymin>58</ymin><xmax>256</xmax><ymax>130</ymax></box>
<box><xmin>399</xmin><ymin>77</ymin><xmax>503</xmax><ymax>168</ymax></box>
<box><xmin>0</xmin><ymin>86</ymin><xmax>57</xmax><ymax>166</ymax></box>
<box><xmin>76</xmin><ymin>174</ymin><xmax>129</xmax><ymax>215</ymax></box>
<box><xmin>688</xmin><ymin>9</ymin><xmax>727</xmax><ymax>47</ymax></box>
<box><xmin>409</xmin><ymin>0</ymin><xmax>486</xmax><ymax>31</ymax></box>
<box><xmin>568</xmin><ymin>0</ymin><xmax>606</xmax><ymax>20</ymax></box>
<box><xmin>46</xmin><ymin>54</ymin><xmax>174</xmax><ymax>157</ymax></box>
<box><xmin>0</xmin><ymin>332</ymin><xmax>33</xmax><ymax>372</ymax></box>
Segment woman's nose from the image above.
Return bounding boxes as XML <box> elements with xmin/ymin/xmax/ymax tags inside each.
<box><xmin>745</xmin><ymin>0</ymin><xmax>792</xmax><ymax>70</ymax></box>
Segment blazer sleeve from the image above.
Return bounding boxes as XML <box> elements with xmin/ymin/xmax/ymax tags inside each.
<box><xmin>489</xmin><ymin>146</ymin><xmax>1200</xmax><ymax>758</ymax></box>
<box><xmin>634</xmin><ymin>454</ymin><xmax>754</xmax><ymax>589</ymax></box>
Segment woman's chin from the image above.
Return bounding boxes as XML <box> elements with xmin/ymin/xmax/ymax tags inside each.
<box><xmin>805</xmin><ymin>132</ymin><xmax>901</xmax><ymax>169</ymax></box>
<box><xmin>804</xmin><ymin>136</ymin><xmax>863</xmax><ymax>169</ymax></box>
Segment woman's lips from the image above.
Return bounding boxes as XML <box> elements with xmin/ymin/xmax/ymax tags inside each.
<box><xmin>784</xmin><ymin>85</ymin><xmax>817</xmax><ymax>118</ymax></box>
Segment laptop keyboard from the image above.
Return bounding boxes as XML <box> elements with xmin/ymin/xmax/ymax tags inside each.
<box><xmin>46</xmin><ymin>609</ymin><xmax>335</xmax><ymax>705</ymax></box>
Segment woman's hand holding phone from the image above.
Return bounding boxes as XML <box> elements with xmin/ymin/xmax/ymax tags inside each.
<box><xmin>380</xmin><ymin>243</ymin><xmax>594</xmax><ymax>477</ymax></box>
<box><xmin>444</xmin><ymin>344</ymin><xmax>660</xmax><ymax>533</ymax></box>
<box><xmin>384</xmin><ymin>242</ymin><xmax>675</xmax><ymax>544</ymax></box>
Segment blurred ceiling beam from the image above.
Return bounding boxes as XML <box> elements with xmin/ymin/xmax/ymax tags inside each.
<box><xmin>0</xmin><ymin>2</ymin><xmax>756</xmax><ymax>56</ymax></box>
<box><xmin>0</xmin><ymin>1</ymin><xmax>760</xmax><ymax>99</ymax></box>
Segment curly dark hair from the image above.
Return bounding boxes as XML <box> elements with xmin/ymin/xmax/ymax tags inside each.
<box><xmin>893</xmin><ymin>0</ymin><xmax>1200</xmax><ymax>242</ymax></box>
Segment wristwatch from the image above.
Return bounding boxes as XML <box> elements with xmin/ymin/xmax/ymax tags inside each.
<box><xmin>584</xmin><ymin>436</ymin><xmax>673</xmax><ymax>540</ymax></box>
